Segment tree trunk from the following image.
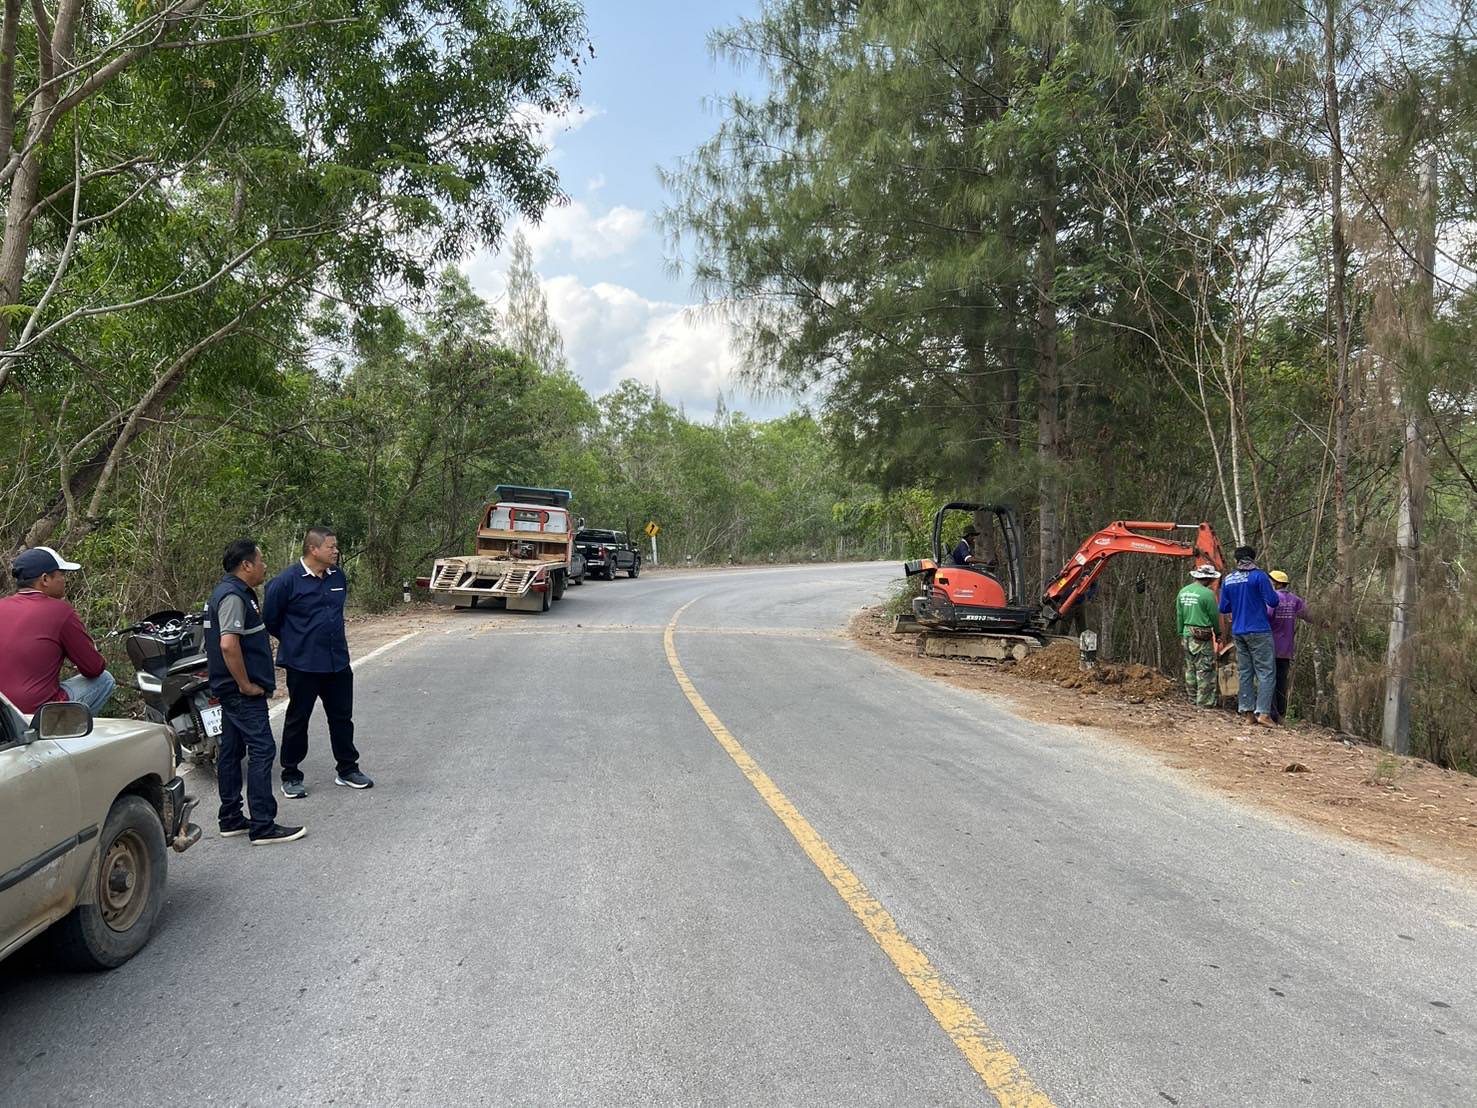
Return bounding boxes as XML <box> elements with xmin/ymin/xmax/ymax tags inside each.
<box><xmin>1323</xmin><ymin>2</ymin><xmax>1352</xmax><ymax>738</ymax></box>
<box><xmin>1381</xmin><ymin>148</ymin><xmax>1435</xmax><ymax>754</ymax></box>
<box><xmin>1036</xmin><ymin>163</ymin><xmax>1061</xmax><ymax>588</ymax></box>
<box><xmin>1323</xmin><ymin>0</ymin><xmax>1356</xmax><ymax>734</ymax></box>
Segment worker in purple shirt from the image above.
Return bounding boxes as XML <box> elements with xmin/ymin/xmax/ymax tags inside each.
<box><xmin>1268</xmin><ymin>570</ymin><xmax>1314</xmax><ymax>724</ymax></box>
<box><xmin>1218</xmin><ymin>544</ymin><xmax>1281</xmax><ymax>726</ymax></box>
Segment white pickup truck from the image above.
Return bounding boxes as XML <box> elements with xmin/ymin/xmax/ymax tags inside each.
<box><xmin>0</xmin><ymin>694</ymin><xmax>200</xmax><ymax>969</ymax></box>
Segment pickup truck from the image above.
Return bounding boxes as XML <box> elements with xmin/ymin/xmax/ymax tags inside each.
<box><xmin>0</xmin><ymin>694</ymin><xmax>200</xmax><ymax>969</ymax></box>
<box><xmin>576</xmin><ymin>528</ymin><xmax>642</xmax><ymax>580</ymax></box>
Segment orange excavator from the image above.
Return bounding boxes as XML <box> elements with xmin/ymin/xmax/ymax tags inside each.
<box><xmin>904</xmin><ymin>503</ymin><xmax>1227</xmax><ymax>644</ymax></box>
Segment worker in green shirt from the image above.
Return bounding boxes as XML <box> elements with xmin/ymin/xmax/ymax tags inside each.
<box><xmin>1176</xmin><ymin>564</ymin><xmax>1223</xmax><ymax>708</ymax></box>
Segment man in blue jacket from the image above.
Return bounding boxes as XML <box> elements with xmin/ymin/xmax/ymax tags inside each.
<box><xmin>264</xmin><ymin>526</ymin><xmax>373</xmax><ymax>798</ymax></box>
<box><xmin>205</xmin><ymin>539</ymin><xmax>305</xmax><ymax>845</ymax></box>
<box><xmin>1218</xmin><ymin>543</ymin><xmax>1281</xmax><ymax>726</ymax></box>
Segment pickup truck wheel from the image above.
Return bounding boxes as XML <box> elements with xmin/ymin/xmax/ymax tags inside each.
<box><xmin>54</xmin><ymin>796</ymin><xmax>167</xmax><ymax>970</ymax></box>
<box><xmin>552</xmin><ymin>570</ymin><xmax>566</xmax><ymax>601</ymax></box>
<box><xmin>628</xmin><ymin>562</ymin><xmax>640</xmax><ymax>579</ymax></box>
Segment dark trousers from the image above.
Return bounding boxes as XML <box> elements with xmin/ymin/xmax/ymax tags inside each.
<box><xmin>217</xmin><ymin>692</ymin><xmax>278</xmax><ymax>834</ymax></box>
<box><xmin>1273</xmin><ymin>657</ymin><xmax>1293</xmax><ymax>722</ymax></box>
<box><xmin>280</xmin><ymin>667</ymin><xmax>359</xmax><ymax>782</ymax></box>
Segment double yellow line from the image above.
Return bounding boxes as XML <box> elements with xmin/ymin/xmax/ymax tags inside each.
<box><xmin>663</xmin><ymin>606</ymin><xmax>1053</xmax><ymax>1107</ymax></box>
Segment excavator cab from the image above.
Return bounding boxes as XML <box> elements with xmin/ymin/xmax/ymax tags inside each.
<box><xmin>904</xmin><ymin>503</ymin><xmax>1039</xmax><ymax>634</ymax></box>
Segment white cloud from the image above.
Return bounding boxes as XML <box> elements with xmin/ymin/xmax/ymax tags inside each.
<box><xmin>523</xmin><ymin>201</ymin><xmax>646</xmax><ymax>264</ymax></box>
<box><xmin>530</xmin><ymin>275</ymin><xmax>784</xmax><ymax>420</ymax></box>
<box><xmin>513</xmin><ymin>102</ymin><xmax>605</xmax><ymax>154</ymax></box>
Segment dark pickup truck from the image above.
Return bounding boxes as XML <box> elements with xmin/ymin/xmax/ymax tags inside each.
<box><xmin>576</xmin><ymin>529</ymin><xmax>641</xmax><ymax>580</ymax></box>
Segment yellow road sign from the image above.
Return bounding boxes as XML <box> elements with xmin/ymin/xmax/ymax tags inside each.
<box><xmin>645</xmin><ymin>521</ymin><xmax>661</xmax><ymax>537</ymax></box>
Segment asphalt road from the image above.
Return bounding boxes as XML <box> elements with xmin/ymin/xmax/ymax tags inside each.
<box><xmin>2</xmin><ymin>562</ymin><xmax>1474</xmax><ymax>1107</ymax></box>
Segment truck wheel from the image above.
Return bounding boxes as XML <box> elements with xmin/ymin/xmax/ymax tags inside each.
<box><xmin>552</xmin><ymin>570</ymin><xmax>566</xmax><ymax>601</ymax></box>
<box><xmin>540</xmin><ymin>586</ymin><xmax>551</xmax><ymax>612</ymax></box>
<box><xmin>54</xmin><ymin>796</ymin><xmax>168</xmax><ymax>970</ymax></box>
<box><xmin>628</xmin><ymin>561</ymin><xmax>640</xmax><ymax>579</ymax></box>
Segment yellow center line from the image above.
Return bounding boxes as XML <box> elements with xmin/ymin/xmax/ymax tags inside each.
<box><xmin>662</xmin><ymin>602</ymin><xmax>1054</xmax><ymax>1107</ymax></box>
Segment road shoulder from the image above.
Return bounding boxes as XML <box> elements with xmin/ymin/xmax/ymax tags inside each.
<box><xmin>850</xmin><ymin>607</ymin><xmax>1477</xmax><ymax>883</ymax></box>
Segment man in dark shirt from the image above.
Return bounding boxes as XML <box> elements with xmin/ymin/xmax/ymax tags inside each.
<box><xmin>0</xmin><ymin>546</ymin><xmax>114</xmax><ymax>715</ymax></box>
<box><xmin>951</xmin><ymin>527</ymin><xmax>981</xmax><ymax>567</ymax></box>
<box><xmin>264</xmin><ymin>526</ymin><xmax>372</xmax><ymax>798</ymax></box>
<box><xmin>205</xmin><ymin>539</ymin><xmax>304</xmax><ymax>845</ymax></box>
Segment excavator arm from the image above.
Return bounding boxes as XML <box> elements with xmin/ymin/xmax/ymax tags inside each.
<box><xmin>1041</xmin><ymin>521</ymin><xmax>1226</xmax><ymax>623</ymax></box>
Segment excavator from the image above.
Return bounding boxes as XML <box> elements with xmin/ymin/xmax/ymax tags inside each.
<box><xmin>903</xmin><ymin>502</ymin><xmax>1227</xmax><ymax>659</ymax></box>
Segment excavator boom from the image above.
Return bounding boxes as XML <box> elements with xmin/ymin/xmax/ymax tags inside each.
<box><xmin>1041</xmin><ymin>521</ymin><xmax>1226</xmax><ymax>623</ymax></box>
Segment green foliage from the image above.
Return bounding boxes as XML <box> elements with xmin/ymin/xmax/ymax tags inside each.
<box><xmin>667</xmin><ymin>0</ymin><xmax>1477</xmax><ymax>767</ymax></box>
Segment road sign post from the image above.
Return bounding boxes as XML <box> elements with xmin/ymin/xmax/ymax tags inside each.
<box><xmin>644</xmin><ymin>521</ymin><xmax>661</xmax><ymax>566</ymax></box>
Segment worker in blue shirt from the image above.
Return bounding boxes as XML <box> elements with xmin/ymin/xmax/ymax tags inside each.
<box><xmin>263</xmin><ymin>526</ymin><xmax>373</xmax><ymax>798</ymax></box>
<box><xmin>1218</xmin><ymin>543</ymin><xmax>1281</xmax><ymax>726</ymax></box>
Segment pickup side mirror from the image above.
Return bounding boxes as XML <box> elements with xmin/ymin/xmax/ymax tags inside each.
<box><xmin>28</xmin><ymin>701</ymin><xmax>94</xmax><ymax>742</ymax></box>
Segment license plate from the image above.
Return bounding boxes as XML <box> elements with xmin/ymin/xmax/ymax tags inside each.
<box><xmin>201</xmin><ymin>705</ymin><xmax>223</xmax><ymax>736</ymax></box>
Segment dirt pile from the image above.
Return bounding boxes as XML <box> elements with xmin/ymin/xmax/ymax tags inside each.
<box><xmin>1011</xmin><ymin>640</ymin><xmax>1175</xmax><ymax>702</ymax></box>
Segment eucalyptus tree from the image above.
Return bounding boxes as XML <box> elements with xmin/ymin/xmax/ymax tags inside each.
<box><xmin>0</xmin><ymin>0</ymin><xmax>588</xmax><ymax>556</ymax></box>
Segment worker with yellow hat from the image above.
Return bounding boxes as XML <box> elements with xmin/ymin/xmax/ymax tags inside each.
<box><xmin>1269</xmin><ymin>569</ymin><xmax>1314</xmax><ymax>723</ymax></box>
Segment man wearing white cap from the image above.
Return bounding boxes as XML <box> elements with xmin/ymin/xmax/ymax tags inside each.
<box><xmin>1175</xmin><ymin>563</ymin><xmax>1222</xmax><ymax>708</ymax></box>
<box><xmin>0</xmin><ymin>546</ymin><xmax>115</xmax><ymax>715</ymax></box>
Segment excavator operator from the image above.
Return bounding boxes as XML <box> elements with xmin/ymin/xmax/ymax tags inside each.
<box><xmin>951</xmin><ymin>527</ymin><xmax>981</xmax><ymax>567</ymax></box>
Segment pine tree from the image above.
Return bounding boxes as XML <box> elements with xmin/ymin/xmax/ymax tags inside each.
<box><xmin>504</xmin><ymin>231</ymin><xmax>567</xmax><ymax>375</ymax></box>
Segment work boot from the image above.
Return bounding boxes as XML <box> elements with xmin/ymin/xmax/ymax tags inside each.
<box><xmin>1255</xmin><ymin>714</ymin><xmax>1278</xmax><ymax>727</ymax></box>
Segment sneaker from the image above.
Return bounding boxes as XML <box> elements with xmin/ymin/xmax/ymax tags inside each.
<box><xmin>335</xmin><ymin>770</ymin><xmax>374</xmax><ymax>790</ymax></box>
<box><xmin>281</xmin><ymin>779</ymin><xmax>307</xmax><ymax>799</ymax></box>
<box><xmin>219</xmin><ymin>817</ymin><xmax>250</xmax><ymax>838</ymax></box>
<box><xmin>250</xmin><ymin>823</ymin><xmax>306</xmax><ymax>845</ymax></box>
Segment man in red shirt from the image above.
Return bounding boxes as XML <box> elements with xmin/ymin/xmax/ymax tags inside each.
<box><xmin>0</xmin><ymin>546</ymin><xmax>115</xmax><ymax>716</ymax></box>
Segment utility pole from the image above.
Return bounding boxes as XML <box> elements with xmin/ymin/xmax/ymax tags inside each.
<box><xmin>1381</xmin><ymin>146</ymin><xmax>1435</xmax><ymax>754</ymax></box>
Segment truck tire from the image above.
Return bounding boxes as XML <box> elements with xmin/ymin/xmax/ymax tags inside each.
<box><xmin>628</xmin><ymin>561</ymin><xmax>640</xmax><ymax>579</ymax></box>
<box><xmin>54</xmin><ymin>795</ymin><xmax>168</xmax><ymax>970</ymax></box>
<box><xmin>552</xmin><ymin>570</ymin><xmax>566</xmax><ymax>601</ymax></box>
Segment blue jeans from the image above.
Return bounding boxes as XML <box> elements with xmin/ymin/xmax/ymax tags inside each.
<box><xmin>217</xmin><ymin>692</ymin><xmax>279</xmax><ymax>834</ymax></box>
<box><xmin>1234</xmin><ymin>632</ymin><xmax>1276</xmax><ymax>716</ymax></box>
<box><xmin>61</xmin><ymin>671</ymin><xmax>116</xmax><ymax>714</ymax></box>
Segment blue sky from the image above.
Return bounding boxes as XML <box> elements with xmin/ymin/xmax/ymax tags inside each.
<box><xmin>465</xmin><ymin>0</ymin><xmax>791</xmax><ymax>422</ymax></box>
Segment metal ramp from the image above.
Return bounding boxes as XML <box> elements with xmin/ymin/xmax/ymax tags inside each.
<box><xmin>492</xmin><ymin>566</ymin><xmax>536</xmax><ymax>597</ymax></box>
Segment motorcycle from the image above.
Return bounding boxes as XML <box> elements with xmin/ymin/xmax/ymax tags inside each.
<box><xmin>108</xmin><ymin>609</ymin><xmax>220</xmax><ymax>764</ymax></box>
